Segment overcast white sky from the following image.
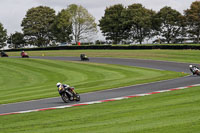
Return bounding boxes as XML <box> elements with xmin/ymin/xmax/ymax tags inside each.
<box><xmin>0</xmin><ymin>0</ymin><xmax>196</xmax><ymax>40</ymax></box>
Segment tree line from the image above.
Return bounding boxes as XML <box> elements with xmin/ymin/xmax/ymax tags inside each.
<box><xmin>0</xmin><ymin>1</ymin><xmax>200</xmax><ymax>49</ymax></box>
<box><xmin>0</xmin><ymin>4</ymin><xmax>97</xmax><ymax>49</ymax></box>
<box><xmin>99</xmin><ymin>1</ymin><xmax>200</xmax><ymax>44</ymax></box>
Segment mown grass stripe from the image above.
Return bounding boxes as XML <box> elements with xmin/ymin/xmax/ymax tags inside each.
<box><xmin>1</xmin><ymin>85</ymin><xmax>200</xmax><ymax>133</ymax></box>
<box><xmin>0</xmin><ymin>58</ymin><xmax>186</xmax><ymax>104</ymax></box>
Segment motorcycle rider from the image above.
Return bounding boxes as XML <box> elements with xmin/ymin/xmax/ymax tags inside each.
<box><xmin>56</xmin><ymin>82</ymin><xmax>74</xmax><ymax>99</ymax></box>
<box><xmin>189</xmin><ymin>65</ymin><xmax>199</xmax><ymax>75</ymax></box>
<box><xmin>21</xmin><ymin>50</ymin><xmax>24</xmax><ymax>56</ymax></box>
<box><xmin>1</xmin><ymin>51</ymin><xmax>8</xmax><ymax>57</ymax></box>
<box><xmin>21</xmin><ymin>51</ymin><xmax>27</xmax><ymax>56</ymax></box>
<box><xmin>1</xmin><ymin>51</ymin><xmax>5</xmax><ymax>56</ymax></box>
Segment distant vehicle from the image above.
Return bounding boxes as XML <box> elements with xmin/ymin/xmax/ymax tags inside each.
<box><xmin>57</xmin><ymin>83</ymin><xmax>80</xmax><ymax>103</ymax></box>
<box><xmin>80</xmin><ymin>54</ymin><xmax>89</xmax><ymax>61</ymax></box>
<box><xmin>1</xmin><ymin>51</ymin><xmax>8</xmax><ymax>57</ymax></box>
<box><xmin>21</xmin><ymin>51</ymin><xmax>29</xmax><ymax>58</ymax></box>
<box><xmin>189</xmin><ymin>65</ymin><xmax>200</xmax><ymax>75</ymax></box>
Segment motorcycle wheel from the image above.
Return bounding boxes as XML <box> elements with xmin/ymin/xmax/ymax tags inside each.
<box><xmin>61</xmin><ymin>93</ymin><xmax>69</xmax><ymax>103</ymax></box>
<box><xmin>75</xmin><ymin>94</ymin><xmax>80</xmax><ymax>101</ymax></box>
<box><xmin>197</xmin><ymin>71</ymin><xmax>200</xmax><ymax>76</ymax></box>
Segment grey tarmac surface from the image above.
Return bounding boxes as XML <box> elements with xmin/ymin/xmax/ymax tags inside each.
<box><xmin>0</xmin><ymin>56</ymin><xmax>200</xmax><ymax>114</ymax></box>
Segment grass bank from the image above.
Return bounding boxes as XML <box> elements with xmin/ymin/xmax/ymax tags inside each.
<box><xmin>7</xmin><ymin>49</ymin><xmax>200</xmax><ymax>63</ymax></box>
<box><xmin>0</xmin><ymin>58</ymin><xmax>184</xmax><ymax>104</ymax></box>
<box><xmin>1</xmin><ymin>86</ymin><xmax>200</xmax><ymax>133</ymax></box>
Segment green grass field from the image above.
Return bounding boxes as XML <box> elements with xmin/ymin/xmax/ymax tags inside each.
<box><xmin>0</xmin><ymin>58</ymin><xmax>184</xmax><ymax>104</ymax></box>
<box><xmin>7</xmin><ymin>49</ymin><xmax>200</xmax><ymax>63</ymax></box>
<box><xmin>1</xmin><ymin>49</ymin><xmax>200</xmax><ymax>132</ymax></box>
<box><xmin>1</xmin><ymin>86</ymin><xmax>200</xmax><ymax>133</ymax></box>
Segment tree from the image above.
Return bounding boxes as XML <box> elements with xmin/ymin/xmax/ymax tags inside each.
<box><xmin>0</xmin><ymin>23</ymin><xmax>7</xmax><ymax>49</ymax></box>
<box><xmin>155</xmin><ymin>6</ymin><xmax>182</xmax><ymax>44</ymax></box>
<box><xmin>66</xmin><ymin>4</ymin><xmax>97</xmax><ymax>43</ymax></box>
<box><xmin>123</xmin><ymin>4</ymin><xmax>156</xmax><ymax>44</ymax></box>
<box><xmin>185</xmin><ymin>1</ymin><xmax>200</xmax><ymax>44</ymax></box>
<box><xmin>99</xmin><ymin>4</ymin><xmax>127</xmax><ymax>44</ymax></box>
<box><xmin>178</xmin><ymin>15</ymin><xmax>187</xmax><ymax>44</ymax></box>
<box><xmin>51</xmin><ymin>9</ymin><xmax>72</xmax><ymax>43</ymax></box>
<box><xmin>21</xmin><ymin>6</ymin><xmax>56</xmax><ymax>47</ymax></box>
<box><xmin>7</xmin><ymin>32</ymin><xmax>25</xmax><ymax>48</ymax></box>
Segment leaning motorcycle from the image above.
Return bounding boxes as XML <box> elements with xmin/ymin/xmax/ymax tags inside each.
<box><xmin>80</xmin><ymin>54</ymin><xmax>89</xmax><ymax>61</ymax></box>
<box><xmin>58</xmin><ymin>86</ymin><xmax>80</xmax><ymax>103</ymax></box>
<box><xmin>1</xmin><ymin>52</ymin><xmax>8</xmax><ymax>57</ymax></box>
<box><xmin>190</xmin><ymin>66</ymin><xmax>200</xmax><ymax>75</ymax></box>
<box><xmin>21</xmin><ymin>52</ymin><xmax>29</xmax><ymax>58</ymax></box>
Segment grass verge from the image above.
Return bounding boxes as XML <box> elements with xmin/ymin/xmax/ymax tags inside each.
<box><xmin>6</xmin><ymin>49</ymin><xmax>200</xmax><ymax>63</ymax></box>
<box><xmin>1</xmin><ymin>86</ymin><xmax>200</xmax><ymax>133</ymax></box>
<box><xmin>0</xmin><ymin>58</ymin><xmax>185</xmax><ymax>104</ymax></box>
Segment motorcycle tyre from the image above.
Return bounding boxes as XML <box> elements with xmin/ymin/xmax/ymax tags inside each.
<box><xmin>22</xmin><ymin>55</ymin><xmax>29</xmax><ymax>58</ymax></box>
<box><xmin>197</xmin><ymin>72</ymin><xmax>200</xmax><ymax>76</ymax></box>
<box><xmin>1</xmin><ymin>55</ymin><xmax>8</xmax><ymax>57</ymax></box>
<box><xmin>75</xmin><ymin>94</ymin><xmax>80</xmax><ymax>101</ymax></box>
<box><xmin>61</xmin><ymin>93</ymin><xmax>70</xmax><ymax>103</ymax></box>
<box><xmin>81</xmin><ymin>58</ymin><xmax>89</xmax><ymax>61</ymax></box>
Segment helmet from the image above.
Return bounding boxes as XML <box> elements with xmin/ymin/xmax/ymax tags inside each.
<box><xmin>189</xmin><ymin>65</ymin><xmax>192</xmax><ymax>68</ymax></box>
<box><xmin>56</xmin><ymin>82</ymin><xmax>61</xmax><ymax>87</ymax></box>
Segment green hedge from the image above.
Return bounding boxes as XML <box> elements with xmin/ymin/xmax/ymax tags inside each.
<box><xmin>4</xmin><ymin>44</ymin><xmax>200</xmax><ymax>52</ymax></box>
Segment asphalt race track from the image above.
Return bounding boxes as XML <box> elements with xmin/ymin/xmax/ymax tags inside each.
<box><xmin>1</xmin><ymin>56</ymin><xmax>200</xmax><ymax>114</ymax></box>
